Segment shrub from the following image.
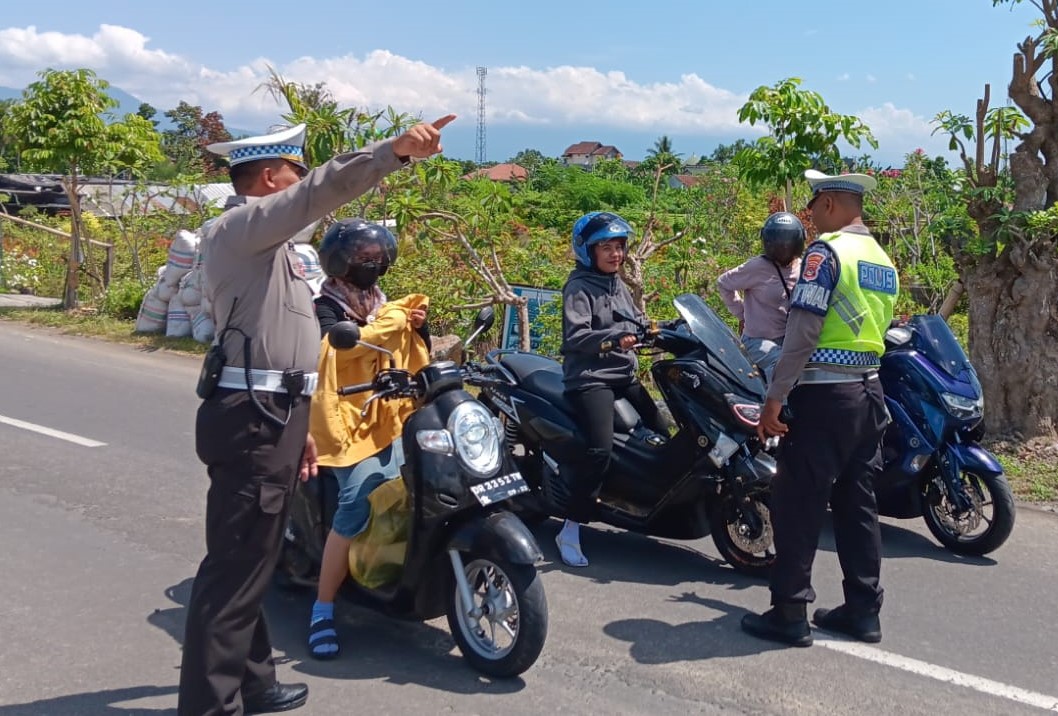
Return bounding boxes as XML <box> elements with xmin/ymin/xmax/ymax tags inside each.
<box><xmin>100</xmin><ymin>278</ymin><xmax>149</xmax><ymax>320</ymax></box>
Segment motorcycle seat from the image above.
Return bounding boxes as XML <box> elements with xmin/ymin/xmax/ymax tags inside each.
<box><xmin>497</xmin><ymin>352</ymin><xmax>645</xmax><ymax>434</ymax></box>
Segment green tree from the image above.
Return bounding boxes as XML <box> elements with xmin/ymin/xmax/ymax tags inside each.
<box><xmin>162</xmin><ymin>101</ymin><xmax>232</xmax><ymax>177</ymax></box>
<box><xmin>734</xmin><ymin>77</ymin><xmax>878</xmax><ymax>209</ymax></box>
<box><xmin>0</xmin><ymin>98</ymin><xmax>19</xmax><ymax>171</ymax></box>
<box><xmin>7</xmin><ymin>68</ymin><xmax>164</xmax><ymax>308</ymax></box>
<box><xmin>137</xmin><ymin>103</ymin><xmax>159</xmax><ymax>127</ymax></box>
<box><xmin>927</xmin><ymin>0</ymin><xmax>1058</xmax><ymax>439</ymax></box>
<box><xmin>509</xmin><ymin>148</ymin><xmax>548</xmax><ymax>177</ymax></box>
<box><xmin>709</xmin><ymin>139</ymin><xmax>753</xmax><ymax>164</ymax></box>
<box><xmin>640</xmin><ymin>134</ymin><xmax>682</xmax><ymax>178</ymax></box>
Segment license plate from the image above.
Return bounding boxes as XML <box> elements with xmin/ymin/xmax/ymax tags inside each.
<box><xmin>469</xmin><ymin>472</ymin><xmax>529</xmax><ymax>506</ymax></box>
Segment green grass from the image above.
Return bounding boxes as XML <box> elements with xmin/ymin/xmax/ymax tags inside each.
<box><xmin>994</xmin><ymin>447</ymin><xmax>1058</xmax><ymax>503</ymax></box>
<box><xmin>0</xmin><ymin>306</ymin><xmax>206</xmax><ymax>356</ymax></box>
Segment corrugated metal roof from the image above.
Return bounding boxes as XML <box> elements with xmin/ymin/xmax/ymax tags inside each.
<box><xmin>77</xmin><ymin>182</ymin><xmax>234</xmax><ymax>217</ymax></box>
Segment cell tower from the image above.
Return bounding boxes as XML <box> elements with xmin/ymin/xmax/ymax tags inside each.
<box><xmin>476</xmin><ymin>66</ymin><xmax>487</xmax><ymax>164</ymax></box>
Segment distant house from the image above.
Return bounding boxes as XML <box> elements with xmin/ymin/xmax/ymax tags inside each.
<box><xmin>561</xmin><ymin>141</ymin><xmax>622</xmax><ymax>168</ymax></box>
<box><xmin>462</xmin><ymin>163</ymin><xmax>529</xmax><ymax>182</ymax></box>
<box><xmin>668</xmin><ymin>174</ymin><xmax>704</xmax><ymax>190</ymax></box>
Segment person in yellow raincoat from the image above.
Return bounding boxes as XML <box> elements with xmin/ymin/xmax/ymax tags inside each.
<box><xmin>305</xmin><ymin>218</ymin><xmax>431</xmax><ymax>660</ymax></box>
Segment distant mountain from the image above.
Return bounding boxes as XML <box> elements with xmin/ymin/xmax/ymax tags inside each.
<box><xmin>0</xmin><ymin>84</ymin><xmax>254</xmax><ymax>137</ymax></box>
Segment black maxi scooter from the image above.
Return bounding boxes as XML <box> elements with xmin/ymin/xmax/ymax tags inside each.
<box><xmin>277</xmin><ymin>308</ymin><xmax>548</xmax><ymax>678</ymax></box>
<box><xmin>465</xmin><ymin>293</ymin><xmax>778</xmax><ymax>577</ymax></box>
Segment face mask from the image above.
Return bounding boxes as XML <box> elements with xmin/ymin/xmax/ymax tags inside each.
<box><xmin>346</xmin><ymin>262</ymin><xmax>382</xmax><ymax>290</ymax></box>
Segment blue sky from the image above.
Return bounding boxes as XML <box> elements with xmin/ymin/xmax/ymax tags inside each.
<box><xmin>0</xmin><ymin>1</ymin><xmax>1042</xmax><ymax>167</ymax></box>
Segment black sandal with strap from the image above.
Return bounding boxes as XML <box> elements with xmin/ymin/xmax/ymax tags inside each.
<box><xmin>307</xmin><ymin>618</ymin><xmax>341</xmax><ymax>660</ymax></box>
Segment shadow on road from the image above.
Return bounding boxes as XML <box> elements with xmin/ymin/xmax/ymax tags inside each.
<box><xmin>604</xmin><ymin>592</ymin><xmax>789</xmax><ymax>663</ymax></box>
<box><xmin>147</xmin><ymin>575</ymin><xmax>526</xmax><ymax>697</ymax></box>
<box><xmin>816</xmin><ymin>520</ymin><xmax>997</xmax><ymax>566</ymax></box>
<box><xmin>0</xmin><ymin>685</ymin><xmax>177</xmax><ymax>715</ymax></box>
<box><xmin>528</xmin><ymin>519</ymin><xmax>768</xmax><ymax>591</ymax></box>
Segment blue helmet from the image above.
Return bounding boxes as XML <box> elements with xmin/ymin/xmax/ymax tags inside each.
<box><xmin>572</xmin><ymin>211</ymin><xmax>632</xmax><ymax>268</ymax></box>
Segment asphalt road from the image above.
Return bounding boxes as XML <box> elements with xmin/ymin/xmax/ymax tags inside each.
<box><xmin>0</xmin><ymin>320</ymin><xmax>1055</xmax><ymax>715</ymax></box>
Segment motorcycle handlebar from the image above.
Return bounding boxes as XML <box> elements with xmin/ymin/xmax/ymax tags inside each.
<box><xmin>337</xmin><ymin>381</ymin><xmax>375</xmax><ymax>396</ymax></box>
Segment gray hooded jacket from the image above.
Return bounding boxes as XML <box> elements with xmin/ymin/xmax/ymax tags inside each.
<box><xmin>561</xmin><ymin>266</ymin><xmax>644</xmax><ymax>391</ymax></box>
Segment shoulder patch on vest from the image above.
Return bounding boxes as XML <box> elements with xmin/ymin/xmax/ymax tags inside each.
<box><xmin>858</xmin><ymin>261</ymin><xmax>898</xmax><ymax>295</ymax></box>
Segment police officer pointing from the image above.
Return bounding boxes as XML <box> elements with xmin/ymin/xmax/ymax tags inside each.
<box><xmin>741</xmin><ymin>169</ymin><xmax>897</xmax><ymax>648</ymax></box>
<box><xmin>179</xmin><ymin>115</ymin><xmax>454</xmax><ymax>715</ymax></box>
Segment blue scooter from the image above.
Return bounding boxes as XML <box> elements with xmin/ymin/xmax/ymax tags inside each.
<box><xmin>876</xmin><ymin>315</ymin><xmax>1015</xmax><ymax>556</ymax></box>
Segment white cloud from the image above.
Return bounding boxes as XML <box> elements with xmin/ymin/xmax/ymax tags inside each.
<box><xmin>866</xmin><ymin>74</ymin><xmax>877</xmax><ymax>84</ymax></box>
<box><xmin>0</xmin><ymin>24</ymin><xmax>750</xmax><ymax>134</ymax></box>
<box><xmin>837</xmin><ymin>73</ymin><xmax>851</xmax><ymax>81</ymax></box>
<box><xmin>2</xmin><ymin>23</ymin><xmax>948</xmax><ymax>165</ymax></box>
<box><xmin>857</xmin><ymin>101</ymin><xmax>949</xmax><ymax>160</ymax></box>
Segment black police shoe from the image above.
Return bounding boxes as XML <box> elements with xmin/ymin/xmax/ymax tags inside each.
<box><xmin>741</xmin><ymin>603</ymin><xmax>812</xmax><ymax>647</ymax></box>
<box><xmin>244</xmin><ymin>682</ymin><xmax>309</xmax><ymax>714</ymax></box>
<box><xmin>813</xmin><ymin>604</ymin><xmax>882</xmax><ymax>643</ymax></box>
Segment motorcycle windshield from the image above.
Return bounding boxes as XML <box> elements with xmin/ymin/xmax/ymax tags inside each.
<box><xmin>909</xmin><ymin>314</ymin><xmax>974</xmax><ymax>379</ymax></box>
<box><xmin>673</xmin><ymin>293</ymin><xmax>765</xmax><ymax>398</ymax></box>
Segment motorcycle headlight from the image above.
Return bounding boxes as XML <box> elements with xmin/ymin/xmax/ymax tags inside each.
<box><xmin>940</xmin><ymin>391</ymin><xmax>983</xmax><ymax>420</ymax></box>
<box><xmin>448</xmin><ymin>401</ymin><xmax>502</xmax><ymax>477</ymax></box>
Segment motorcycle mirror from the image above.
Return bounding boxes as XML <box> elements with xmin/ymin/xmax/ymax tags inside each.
<box><xmin>328</xmin><ymin>321</ymin><xmax>361</xmax><ymax>350</ymax></box>
<box><xmin>474</xmin><ymin>305</ymin><xmax>496</xmax><ymax>333</ymax></box>
<box><xmin>462</xmin><ymin>304</ymin><xmax>496</xmax><ymax>350</ymax></box>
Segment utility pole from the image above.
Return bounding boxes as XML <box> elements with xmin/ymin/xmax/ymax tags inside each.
<box><xmin>476</xmin><ymin>66</ymin><xmax>487</xmax><ymax>165</ymax></box>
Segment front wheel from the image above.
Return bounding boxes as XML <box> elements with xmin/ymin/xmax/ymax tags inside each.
<box><xmin>922</xmin><ymin>470</ymin><xmax>1015</xmax><ymax>556</ymax></box>
<box><xmin>709</xmin><ymin>492</ymin><xmax>776</xmax><ymax>578</ymax></box>
<box><xmin>446</xmin><ymin>554</ymin><xmax>548</xmax><ymax>678</ymax></box>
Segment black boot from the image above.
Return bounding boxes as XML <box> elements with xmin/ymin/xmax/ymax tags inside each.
<box><xmin>741</xmin><ymin>602</ymin><xmax>812</xmax><ymax>647</ymax></box>
<box><xmin>244</xmin><ymin>682</ymin><xmax>309</xmax><ymax>714</ymax></box>
<box><xmin>813</xmin><ymin>604</ymin><xmax>881</xmax><ymax>643</ymax></box>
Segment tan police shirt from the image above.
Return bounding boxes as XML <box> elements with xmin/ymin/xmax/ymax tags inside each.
<box><xmin>202</xmin><ymin>139</ymin><xmax>405</xmax><ymax>373</ymax></box>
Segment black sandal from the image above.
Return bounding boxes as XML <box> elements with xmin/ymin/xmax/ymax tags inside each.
<box><xmin>307</xmin><ymin>618</ymin><xmax>341</xmax><ymax>660</ymax></box>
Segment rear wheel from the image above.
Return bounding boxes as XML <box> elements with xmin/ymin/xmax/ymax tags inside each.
<box><xmin>446</xmin><ymin>554</ymin><xmax>548</xmax><ymax>678</ymax></box>
<box><xmin>709</xmin><ymin>492</ymin><xmax>776</xmax><ymax>578</ymax></box>
<box><xmin>922</xmin><ymin>470</ymin><xmax>1015</xmax><ymax>556</ymax></box>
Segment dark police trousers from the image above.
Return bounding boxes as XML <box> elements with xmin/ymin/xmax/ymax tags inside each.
<box><xmin>179</xmin><ymin>388</ymin><xmax>309</xmax><ymax>716</ymax></box>
<box><xmin>769</xmin><ymin>376</ymin><xmax>889</xmax><ymax>611</ymax></box>
<box><xmin>563</xmin><ymin>381</ymin><xmax>665</xmax><ymax>524</ymax></box>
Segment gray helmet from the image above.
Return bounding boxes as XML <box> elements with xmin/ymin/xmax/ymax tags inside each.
<box><xmin>760</xmin><ymin>212</ymin><xmax>806</xmax><ymax>265</ymax></box>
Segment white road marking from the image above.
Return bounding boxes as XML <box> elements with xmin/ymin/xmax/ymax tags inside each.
<box><xmin>0</xmin><ymin>414</ymin><xmax>107</xmax><ymax>448</ymax></box>
<box><xmin>816</xmin><ymin>636</ymin><xmax>1058</xmax><ymax>712</ymax></box>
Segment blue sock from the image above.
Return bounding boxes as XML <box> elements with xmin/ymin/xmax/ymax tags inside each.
<box><xmin>311</xmin><ymin>600</ymin><xmax>334</xmax><ymax>625</ymax></box>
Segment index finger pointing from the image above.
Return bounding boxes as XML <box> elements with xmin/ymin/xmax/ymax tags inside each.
<box><xmin>431</xmin><ymin>114</ymin><xmax>457</xmax><ymax>130</ymax></box>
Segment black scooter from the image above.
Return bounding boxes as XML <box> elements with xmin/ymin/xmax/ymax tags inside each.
<box><xmin>277</xmin><ymin>308</ymin><xmax>548</xmax><ymax>678</ymax></box>
<box><xmin>465</xmin><ymin>293</ymin><xmax>777</xmax><ymax>577</ymax></box>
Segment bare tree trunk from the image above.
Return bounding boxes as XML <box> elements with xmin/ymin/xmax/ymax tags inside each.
<box><xmin>962</xmin><ymin>257</ymin><xmax>1058</xmax><ymax>439</ymax></box>
<box><xmin>938</xmin><ymin>280</ymin><xmax>964</xmax><ymax>319</ymax></box>
<box><xmin>62</xmin><ymin>174</ymin><xmax>82</xmax><ymax>309</ymax></box>
<box><xmin>515</xmin><ymin>301</ymin><xmax>531</xmax><ymax>351</ymax></box>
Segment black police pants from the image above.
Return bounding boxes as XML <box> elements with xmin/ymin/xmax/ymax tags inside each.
<box><xmin>768</xmin><ymin>377</ymin><xmax>888</xmax><ymax>611</ymax></box>
<box><xmin>178</xmin><ymin>388</ymin><xmax>309</xmax><ymax>716</ymax></box>
<box><xmin>563</xmin><ymin>381</ymin><xmax>663</xmax><ymax>523</ymax></box>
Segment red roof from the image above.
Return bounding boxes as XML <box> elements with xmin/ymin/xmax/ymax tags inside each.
<box><xmin>462</xmin><ymin>163</ymin><xmax>529</xmax><ymax>182</ymax></box>
<box><xmin>562</xmin><ymin>141</ymin><xmax>603</xmax><ymax>156</ymax></box>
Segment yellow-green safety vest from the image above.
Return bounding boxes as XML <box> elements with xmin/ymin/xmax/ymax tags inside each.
<box><xmin>810</xmin><ymin>231</ymin><xmax>898</xmax><ymax>367</ymax></box>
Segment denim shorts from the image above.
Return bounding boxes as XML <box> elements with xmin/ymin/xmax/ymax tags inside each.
<box><xmin>330</xmin><ymin>438</ymin><xmax>404</xmax><ymax>539</ymax></box>
<box><xmin>742</xmin><ymin>336</ymin><xmax>783</xmax><ymax>381</ymax></box>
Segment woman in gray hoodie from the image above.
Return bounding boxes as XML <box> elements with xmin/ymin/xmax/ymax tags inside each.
<box><xmin>556</xmin><ymin>211</ymin><xmax>666</xmax><ymax>567</ymax></box>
